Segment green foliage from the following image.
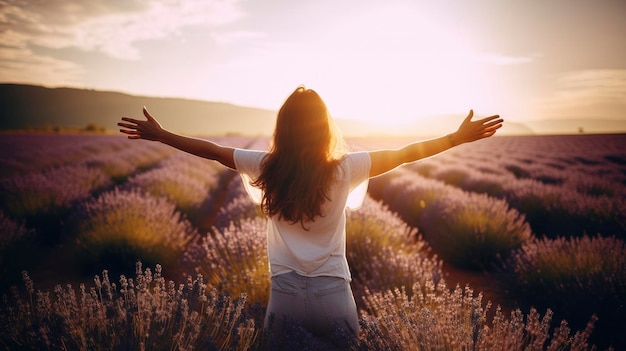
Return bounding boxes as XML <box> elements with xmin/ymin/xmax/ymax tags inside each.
<box><xmin>82</xmin><ymin>122</ymin><xmax>106</xmax><ymax>133</ymax></box>
<box><xmin>70</xmin><ymin>189</ymin><xmax>198</xmax><ymax>272</ymax></box>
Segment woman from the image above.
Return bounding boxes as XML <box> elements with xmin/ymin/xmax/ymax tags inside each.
<box><xmin>118</xmin><ymin>86</ymin><xmax>503</xmax><ymax>346</ymax></box>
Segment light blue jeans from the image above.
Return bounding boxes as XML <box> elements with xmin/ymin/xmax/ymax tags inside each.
<box><xmin>264</xmin><ymin>271</ymin><xmax>359</xmax><ymax>345</ymax></box>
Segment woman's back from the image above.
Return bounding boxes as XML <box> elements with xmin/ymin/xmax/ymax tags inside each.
<box><xmin>235</xmin><ymin>148</ymin><xmax>371</xmax><ymax>279</ymax></box>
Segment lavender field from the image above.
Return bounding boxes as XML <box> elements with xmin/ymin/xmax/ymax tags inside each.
<box><xmin>0</xmin><ymin>133</ymin><xmax>624</xmax><ymax>350</ymax></box>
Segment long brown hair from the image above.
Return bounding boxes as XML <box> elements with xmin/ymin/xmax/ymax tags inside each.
<box><xmin>252</xmin><ymin>86</ymin><xmax>346</xmax><ymax>228</ymax></box>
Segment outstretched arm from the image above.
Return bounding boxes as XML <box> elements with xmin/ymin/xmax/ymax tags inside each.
<box><xmin>368</xmin><ymin>110</ymin><xmax>503</xmax><ymax>178</ymax></box>
<box><xmin>118</xmin><ymin>107</ymin><xmax>236</xmax><ymax>169</ymax></box>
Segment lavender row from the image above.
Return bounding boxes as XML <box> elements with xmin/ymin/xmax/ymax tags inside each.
<box><xmin>369</xmin><ymin>169</ymin><xmax>532</xmax><ymax>269</ymax></box>
<box><xmin>369</xmin><ymin>168</ymin><xmax>625</xmax><ymax>347</ymax></box>
<box><xmin>402</xmin><ymin>135</ymin><xmax>626</xmax><ymax>237</ymax></box>
<box><xmin>500</xmin><ymin>235</ymin><xmax>626</xmax><ymax>346</ymax></box>
<box><xmin>0</xmin><ymin>164</ymin><xmax>112</xmax><ymax>221</ymax></box>
<box><xmin>0</xmin><ymin>134</ymin><xmax>258</xmax><ymax>182</ymax></box>
<box><xmin>418</xmin><ymin>161</ymin><xmax>625</xmax><ymax>237</ymax></box>
<box><xmin>0</xmin><ymin>135</ymin><xmax>257</xmax><ymax>248</ymax></box>
<box><xmin>2</xmin><ymin>199</ymin><xmax>604</xmax><ymax>349</ymax></box>
<box><xmin>0</xmin><ymin>140</ymin><xmax>175</xmax><ymax>222</ymax></box>
<box><xmin>68</xmin><ymin>188</ymin><xmax>200</xmax><ymax>271</ymax></box>
<box><xmin>0</xmin><ymin>135</ymin><xmax>169</xmax><ymax>179</ymax></box>
<box><xmin>0</xmin><ymin>134</ymin><xmax>120</xmax><ymax>178</ymax></box>
<box><xmin>0</xmin><ymin>133</ymin><xmax>622</xmax><ymax>348</ymax></box>
<box><xmin>122</xmin><ymin>152</ymin><xmax>221</xmax><ymax>214</ymax></box>
<box><xmin>408</xmin><ymin>134</ymin><xmax>626</xmax><ymax>190</ymax></box>
<box><xmin>0</xmin><ymin>136</ymin><xmax>173</xmax><ymax>221</ymax></box>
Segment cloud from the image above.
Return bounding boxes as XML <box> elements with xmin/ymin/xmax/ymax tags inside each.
<box><xmin>0</xmin><ymin>0</ymin><xmax>247</xmax><ymax>86</ymax></box>
<box><xmin>556</xmin><ymin>70</ymin><xmax>626</xmax><ymax>102</ymax></box>
<box><xmin>0</xmin><ymin>45</ymin><xmax>85</xmax><ymax>85</ymax></box>
<box><xmin>536</xmin><ymin>69</ymin><xmax>626</xmax><ymax>118</ymax></box>
<box><xmin>1</xmin><ymin>0</ymin><xmax>245</xmax><ymax>60</ymax></box>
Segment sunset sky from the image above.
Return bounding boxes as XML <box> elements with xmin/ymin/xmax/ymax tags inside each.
<box><xmin>1</xmin><ymin>0</ymin><xmax>625</xmax><ymax>130</ymax></box>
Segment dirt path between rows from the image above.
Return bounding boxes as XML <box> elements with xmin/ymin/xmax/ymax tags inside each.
<box><xmin>442</xmin><ymin>262</ymin><xmax>517</xmax><ymax>317</ymax></box>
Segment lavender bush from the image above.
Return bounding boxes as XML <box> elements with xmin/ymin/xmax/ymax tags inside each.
<box><xmin>566</xmin><ymin>176</ymin><xmax>623</xmax><ymax>198</ymax></box>
<box><xmin>0</xmin><ymin>263</ymin><xmax>257</xmax><ymax>350</ymax></box>
<box><xmin>419</xmin><ymin>160</ymin><xmax>513</xmax><ymax>198</ymax></box>
<box><xmin>182</xmin><ymin>217</ymin><xmax>270</xmax><ymax>306</ymax></box>
<box><xmin>85</xmin><ymin>140</ymin><xmax>173</xmax><ymax>183</ymax></box>
<box><xmin>358</xmin><ymin>280</ymin><xmax>598</xmax><ymax>351</ymax></box>
<box><xmin>0</xmin><ymin>267</ymin><xmax>604</xmax><ymax>351</ymax></box>
<box><xmin>84</xmin><ymin>153</ymin><xmax>138</xmax><ymax>183</ymax></box>
<box><xmin>157</xmin><ymin>152</ymin><xmax>221</xmax><ymax>184</ymax></box>
<box><xmin>500</xmin><ymin>235</ymin><xmax>626</xmax><ymax>348</ymax></box>
<box><xmin>430</xmin><ymin>165</ymin><xmax>470</xmax><ymax>188</ymax></box>
<box><xmin>0</xmin><ymin>164</ymin><xmax>111</xmax><ymax>229</ymax></box>
<box><xmin>124</xmin><ymin>167</ymin><xmax>211</xmax><ymax>214</ymax></box>
<box><xmin>211</xmin><ymin>175</ymin><xmax>261</xmax><ymax>230</ymax></box>
<box><xmin>421</xmin><ymin>192</ymin><xmax>532</xmax><ymax>269</ymax></box>
<box><xmin>457</xmin><ymin>168</ymin><xmax>510</xmax><ymax>198</ymax></box>
<box><xmin>504</xmin><ymin>178</ymin><xmax>625</xmax><ymax>238</ymax></box>
<box><xmin>69</xmin><ymin>189</ymin><xmax>199</xmax><ymax>272</ymax></box>
<box><xmin>346</xmin><ymin>197</ymin><xmax>443</xmax><ymax>303</ymax></box>
<box><xmin>0</xmin><ymin>211</ymin><xmax>35</xmax><ymax>281</ymax></box>
<box><xmin>369</xmin><ymin>169</ymin><xmax>454</xmax><ymax>227</ymax></box>
<box><xmin>409</xmin><ymin>158</ymin><xmax>441</xmax><ymax>177</ymax></box>
<box><xmin>0</xmin><ymin>211</ymin><xmax>33</xmax><ymax>252</ymax></box>
<box><xmin>370</xmin><ymin>170</ymin><xmax>531</xmax><ymax>270</ymax></box>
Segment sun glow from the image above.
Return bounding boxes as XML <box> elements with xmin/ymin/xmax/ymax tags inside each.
<box><xmin>202</xmin><ymin>4</ymin><xmax>496</xmax><ymax>133</ymax></box>
<box><xmin>314</xmin><ymin>6</ymin><xmax>485</xmax><ymax>124</ymax></box>
<box><xmin>4</xmin><ymin>0</ymin><xmax>625</xmax><ymax>135</ymax></box>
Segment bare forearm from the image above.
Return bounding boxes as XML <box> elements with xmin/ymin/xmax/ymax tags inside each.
<box><xmin>368</xmin><ymin>110</ymin><xmax>502</xmax><ymax>178</ymax></box>
<box><xmin>158</xmin><ymin>130</ymin><xmax>208</xmax><ymax>157</ymax></box>
<box><xmin>158</xmin><ymin>130</ymin><xmax>235</xmax><ymax>168</ymax></box>
<box><xmin>369</xmin><ymin>133</ymin><xmax>456</xmax><ymax>177</ymax></box>
<box><xmin>398</xmin><ymin>133</ymin><xmax>456</xmax><ymax>163</ymax></box>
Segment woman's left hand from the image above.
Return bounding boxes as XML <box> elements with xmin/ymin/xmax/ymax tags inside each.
<box><xmin>452</xmin><ymin>109</ymin><xmax>503</xmax><ymax>145</ymax></box>
<box><xmin>118</xmin><ymin>107</ymin><xmax>165</xmax><ymax>141</ymax></box>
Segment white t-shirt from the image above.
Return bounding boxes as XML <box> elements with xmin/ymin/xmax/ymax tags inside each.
<box><xmin>233</xmin><ymin>149</ymin><xmax>371</xmax><ymax>281</ymax></box>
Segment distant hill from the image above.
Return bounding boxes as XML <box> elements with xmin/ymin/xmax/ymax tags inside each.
<box><xmin>2</xmin><ymin>84</ymin><xmax>624</xmax><ymax>136</ymax></box>
<box><xmin>523</xmin><ymin>118</ymin><xmax>626</xmax><ymax>135</ymax></box>
<box><xmin>0</xmin><ymin>84</ymin><xmax>277</xmax><ymax>135</ymax></box>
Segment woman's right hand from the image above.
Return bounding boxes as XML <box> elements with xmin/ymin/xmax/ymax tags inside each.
<box><xmin>118</xmin><ymin>107</ymin><xmax>165</xmax><ymax>141</ymax></box>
